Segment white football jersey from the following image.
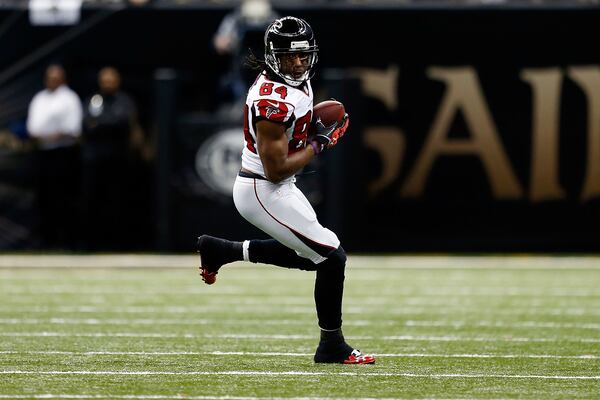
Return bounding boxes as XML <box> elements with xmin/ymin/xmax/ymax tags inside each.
<box><xmin>241</xmin><ymin>71</ymin><xmax>313</xmax><ymax>178</ymax></box>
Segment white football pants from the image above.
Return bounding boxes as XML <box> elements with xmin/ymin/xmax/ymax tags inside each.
<box><xmin>233</xmin><ymin>176</ymin><xmax>340</xmax><ymax>264</ymax></box>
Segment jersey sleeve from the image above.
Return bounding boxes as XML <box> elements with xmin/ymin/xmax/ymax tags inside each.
<box><xmin>252</xmin><ymin>99</ymin><xmax>296</xmax><ymax>126</ymax></box>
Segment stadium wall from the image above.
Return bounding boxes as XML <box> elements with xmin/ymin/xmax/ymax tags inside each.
<box><xmin>0</xmin><ymin>5</ymin><xmax>599</xmax><ymax>251</ymax></box>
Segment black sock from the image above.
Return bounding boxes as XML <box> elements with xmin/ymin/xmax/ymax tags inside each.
<box><xmin>212</xmin><ymin>239</ymin><xmax>243</xmax><ymax>264</ymax></box>
<box><xmin>248</xmin><ymin>239</ymin><xmax>317</xmax><ymax>271</ymax></box>
<box><xmin>229</xmin><ymin>241</ymin><xmax>243</xmax><ymax>262</ymax></box>
<box><xmin>314</xmin><ymin>247</ymin><xmax>346</xmax><ymax>330</ymax></box>
<box><xmin>320</xmin><ymin>328</ymin><xmax>345</xmax><ymax>344</ymax></box>
<box><xmin>314</xmin><ymin>328</ymin><xmax>353</xmax><ymax>362</ymax></box>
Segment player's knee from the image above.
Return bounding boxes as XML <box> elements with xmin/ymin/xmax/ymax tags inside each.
<box><xmin>325</xmin><ymin>246</ymin><xmax>346</xmax><ymax>269</ymax></box>
<box><xmin>320</xmin><ymin>246</ymin><xmax>346</xmax><ymax>273</ymax></box>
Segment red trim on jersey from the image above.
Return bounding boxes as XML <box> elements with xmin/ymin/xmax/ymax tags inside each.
<box><xmin>288</xmin><ymin>110</ymin><xmax>312</xmax><ymax>155</ymax></box>
<box><xmin>252</xmin><ymin>179</ymin><xmax>336</xmax><ymax>258</ymax></box>
<box><xmin>255</xmin><ymin>99</ymin><xmax>291</xmax><ymax>123</ymax></box>
<box><xmin>243</xmin><ymin>104</ymin><xmax>256</xmax><ymax>153</ymax></box>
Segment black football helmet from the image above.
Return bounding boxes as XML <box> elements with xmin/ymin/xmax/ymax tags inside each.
<box><xmin>264</xmin><ymin>16</ymin><xmax>319</xmax><ymax>87</ymax></box>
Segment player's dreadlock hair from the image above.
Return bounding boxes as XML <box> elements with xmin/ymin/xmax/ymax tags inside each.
<box><xmin>244</xmin><ymin>48</ymin><xmax>280</xmax><ymax>82</ymax></box>
<box><xmin>244</xmin><ymin>49</ymin><xmax>267</xmax><ymax>72</ymax></box>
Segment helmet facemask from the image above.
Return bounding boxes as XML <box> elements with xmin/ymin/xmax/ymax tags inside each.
<box><xmin>264</xmin><ymin>16</ymin><xmax>319</xmax><ymax>87</ymax></box>
<box><xmin>266</xmin><ymin>47</ymin><xmax>318</xmax><ymax>87</ymax></box>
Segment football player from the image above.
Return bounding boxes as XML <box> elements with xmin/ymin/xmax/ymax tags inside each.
<box><xmin>197</xmin><ymin>16</ymin><xmax>374</xmax><ymax>365</ymax></box>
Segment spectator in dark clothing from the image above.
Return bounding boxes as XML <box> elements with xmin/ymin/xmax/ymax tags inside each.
<box><xmin>213</xmin><ymin>0</ymin><xmax>277</xmax><ymax>116</ymax></box>
<box><xmin>81</xmin><ymin>67</ymin><xmax>144</xmax><ymax>250</ymax></box>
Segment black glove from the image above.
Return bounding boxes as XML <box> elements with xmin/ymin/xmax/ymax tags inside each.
<box><xmin>309</xmin><ymin>113</ymin><xmax>349</xmax><ymax>154</ymax></box>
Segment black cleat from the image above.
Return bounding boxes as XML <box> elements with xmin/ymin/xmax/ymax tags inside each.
<box><xmin>314</xmin><ymin>344</ymin><xmax>376</xmax><ymax>364</ymax></box>
<box><xmin>197</xmin><ymin>235</ymin><xmax>240</xmax><ymax>285</ymax></box>
<box><xmin>314</xmin><ymin>340</ymin><xmax>353</xmax><ymax>363</ymax></box>
<box><xmin>314</xmin><ymin>328</ymin><xmax>376</xmax><ymax>364</ymax></box>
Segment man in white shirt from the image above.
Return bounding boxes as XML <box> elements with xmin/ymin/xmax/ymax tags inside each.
<box><xmin>27</xmin><ymin>64</ymin><xmax>82</xmax><ymax>149</ymax></box>
<box><xmin>27</xmin><ymin>64</ymin><xmax>82</xmax><ymax>249</ymax></box>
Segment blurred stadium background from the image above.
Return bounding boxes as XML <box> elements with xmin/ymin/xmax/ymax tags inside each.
<box><xmin>2</xmin><ymin>2</ymin><xmax>600</xmax><ymax>399</ymax></box>
<box><xmin>1</xmin><ymin>0</ymin><xmax>599</xmax><ymax>253</ymax></box>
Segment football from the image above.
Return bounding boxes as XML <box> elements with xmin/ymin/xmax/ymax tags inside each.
<box><xmin>312</xmin><ymin>99</ymin><xmax>346</xmax><ymax>127</ymax></box>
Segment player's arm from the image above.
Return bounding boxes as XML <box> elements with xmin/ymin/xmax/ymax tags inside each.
<box><xmin>256</xmin><ymin>120</ymin><xmax>316</xmax><ymax>183</ymax></box>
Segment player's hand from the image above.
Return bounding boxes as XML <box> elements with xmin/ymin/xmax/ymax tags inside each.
<box><xmin>310</xmin><ymin>113</ymin><xmax>349</xmax><ymax>154</ymax></box>
<box><xmin>328</xmin><ymin>113</ymin><xmax>349</xmax><ymax>147</ymax></box>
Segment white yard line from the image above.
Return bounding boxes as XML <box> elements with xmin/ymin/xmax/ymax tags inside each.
<box><xmin>1</xmin><ymin>318</ymin><xmax>600</xmax><ymax>330</ymax></box>
<box><xmin>1</xmin><ymin>254</ymin><xmax>599</xmax><ymax>269</ymax></box>
<box><xmin>3</xmin><ymin>305</ymin><xmax>600</xmax><ymax>316</ymax></box>
<box><xmin>381</xmin><ymin>335</ymin><xmax>600</xmax><ymax>343</ymax></box>
<box><xmin>0</xmin><ymin>289</ymin><xmax>250</xmax><ymax>295</ymax></box>
<box><xmin>3</xmin><ymin>288</ymin><xmax>600</xmax><ymax>297</ymax></box>
<box><xmin>0</xmin><ymin>395</ymin><xmax>496</xmax><ymax>400</ymax></box>
<box><xmin>2</xmin><ymin>332</ymin><xmax>600</xmax><ymax>343</ymax></box>
<box><xmin>0</xmin><ymin>306</ymin><xmax>317</xmax><ymax>314</ymax></box>
<box><xmin>1</xmin><ymin>370</ymin><xmax>599</xmax><ymax>379</ymax></box>
<box><xmin>0</xmin><ymin>318</ymin><xmax>331</xmax><ymax>326</ymax></box>
<box><xmin>0</xmin><ymin>332</ymin><xmax>316</xmax><ymax>339</ymax></box>
<box><xmin>0</xmin><ymin>255</ymin><xmax>199</xmax><ymax>268</ymax></box>
<box><xmin>1</xmin><ymin>350</ymin><xmax>599</xmax><ymax>359</ymax></box>
<box><xmin>0</xmin><ymin>396</ymin><xmax>413</xmax><ymax>400</ymax></box>
<box><xmin>402</xmin><ymin>320</ymin><xmax>600</xmax><ymax>329</ymax></box>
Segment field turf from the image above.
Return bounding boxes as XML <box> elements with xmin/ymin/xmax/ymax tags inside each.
<box><xmin>1</xmin><ymin>255</ymin><xmax>599</xmax><ymax>399</ymax></box>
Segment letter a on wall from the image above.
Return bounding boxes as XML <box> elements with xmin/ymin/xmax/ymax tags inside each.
<box><xmin>401</xmin><ymin>67</ymin><xmax>523</xmax><ymax>199</ymax></box>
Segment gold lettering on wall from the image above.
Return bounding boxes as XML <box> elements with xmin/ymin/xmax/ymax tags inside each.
<box><xmin>401</xmin><ymin>67</ymin><xmax>523</xmax><ymax>199</ymax></box>
<box><xmin>568</xmin><ymin>67</ymin><xmax>600</xmax><ymax>202</ymax></box>
<box><xmin>363</xmin><ymin>127</ymin><xmax>405</xmax><ymax>197</ymax></box>
<box><xmin>521</xmin><ymin>69</ymin><xmax>566</xmax><ymax>201</ymax></box>
<box><xmin>351</xmin><ymin>65</ymin><xmax>400</xmax><ymax>111</ymax></box>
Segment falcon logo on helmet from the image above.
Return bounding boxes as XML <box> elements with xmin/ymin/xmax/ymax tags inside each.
<box><xmin>264</xmin><ymin>16</ymin><xmax>319</xmax><ymax>87</ymax></box>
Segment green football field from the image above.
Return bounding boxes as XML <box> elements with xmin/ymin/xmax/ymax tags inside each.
<box><xmin>1</xmin><ymin>255</ymin><xmax>599</xmax><ymax>399</ymax></box>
